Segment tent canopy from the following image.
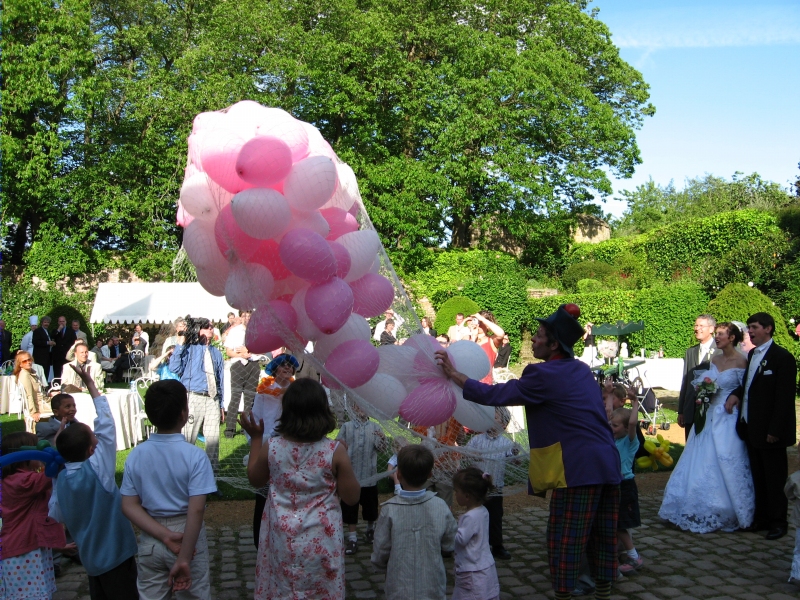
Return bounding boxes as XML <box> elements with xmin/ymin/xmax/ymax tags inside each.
<box><xmin>592</xmin><ymin>320</ymin><xmax>645</xmax><ymax>336</ymax></box>
<box><xmin>90</xmin><ymin>282</ymin><xmax>236</xmax><ymax>324</ymax></box>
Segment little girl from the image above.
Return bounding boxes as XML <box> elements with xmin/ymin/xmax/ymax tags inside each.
<box><xmin>240</xmin><ymin>378</ymin><xmax>361</xmax><ymax>599</ymax></box>
<box><xmin>452</xmin><ymin>467</ymin><xmax>500</xmax><ymax>600</ymax></box>
<box><xmin>0</xmin><ymin>432</ymin><xmax>68</xmax><ymax>600</ymax></box>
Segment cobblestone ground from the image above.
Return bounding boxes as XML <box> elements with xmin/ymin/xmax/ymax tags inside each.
<box><xmin>55</xmin><ymin>490</ymin><xmax>800</xmax><ymax>600</ymax></box>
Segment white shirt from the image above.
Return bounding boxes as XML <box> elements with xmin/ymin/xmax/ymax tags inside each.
<box><xmin>447</xmin><ymin>324</ymin><xmax>471</xmax><ymax>342</ymax></box>
<box><xmin>373</xmin><ymin>314</ymin><xmax>405</xmax><ymax>341</ymax></box>
<box><xmin>49</xmin><ymin>395</ymin><xmax>117</xmax><ymax>522</ymax></box>
<box><xmin>698</xmin><ymin>340</ymin><xmax>715</xmax><ymax>364</ymax></box>
<box><xmin>120</xmin><ymin>433</ymin><xmax>217</xmax><ymax>517</ymax></box>
<box><xmin>742</xmin><ymin>338</ymin><xmax>773</xmax><ymax>422</ymax></box>
<box><xmin>465</xmin><ymin>433</ymin><xmax>518</xmax><ymax>489</ymax></box>
<box><xmin>223</xmin><ymin>324</ymin><xmax>260</xmax><ymax>365</ymax></box>
<box><xmin>454</xmin><ymin>506</ymin><xmax>495</xmax><ymax>574</ymax></box>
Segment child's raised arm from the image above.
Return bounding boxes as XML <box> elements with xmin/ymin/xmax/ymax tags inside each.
<box><xmin>627</xmin><ymin>388</ymin><xmax>639</xmax><ymax>441</ymax></box>
<box><xmin>332</xmin><ymin>444</ymin><xmax>361</xmax><ymax>506</ymax></box>
<box><xmin>239</xmin><ymin>412</ymin><xmax>269</xmax><ymax>488</ymax></box>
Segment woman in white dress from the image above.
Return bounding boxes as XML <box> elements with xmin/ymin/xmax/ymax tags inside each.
<box><xmin>659</xmin><ymin>322</ymin><xmax>755</xmax><ymax>533</ymax></box>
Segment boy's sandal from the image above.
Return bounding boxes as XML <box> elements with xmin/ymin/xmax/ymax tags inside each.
<box><xmin>345</xmin><ymin>539</ymin><xmax>358</xmax><ymax>555</ymax></box>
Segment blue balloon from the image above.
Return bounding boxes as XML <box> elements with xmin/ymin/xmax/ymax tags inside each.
<box><xmin>0</xmin><ymin>447</ymin><xmax>65</xmax><ymax>478</ymax></box>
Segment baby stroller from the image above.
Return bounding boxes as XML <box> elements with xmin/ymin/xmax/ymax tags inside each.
<box><xmin>626</xmin><ymin>368</ymin><xmax>669</xmax><ymax>435</ymax></box>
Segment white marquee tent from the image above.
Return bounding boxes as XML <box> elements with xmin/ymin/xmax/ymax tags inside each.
<box><xmin>90</xmin><ymin>282</ymin><xmax>235</xmax><ymax>324</ymax></box>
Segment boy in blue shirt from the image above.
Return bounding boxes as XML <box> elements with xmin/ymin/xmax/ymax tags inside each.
<box><xmin>49</xmin><ymin>364</ymin><xmax>139</xmax><ymax>600</ymax></box>
<box><xmin>609</xmin><ymin>392</ymin><xmax>643</xmax><ymax>574</ymax></box>
<box><xmin>121</xmin><ymin>379</ymin><xmax>217</xmax><ymax>598</ymax></box>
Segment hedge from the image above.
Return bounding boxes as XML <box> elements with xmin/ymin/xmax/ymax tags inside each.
<box><xmin>461</xmin><ymin>277</ymin><xmax>529</xmax><ymax>362</ymax></box>
<box><xmin>434</xmin><ymin>297</ymin><xmax>480</xmax><ymax>335</ymax></box>
<box><xmin>707</xmin><ymin>283</ymin><xmax>795</xmax><ymax>350</ymax></box>
<box><xmin>527</xmin><ymin>283</ymin><xmax>709</xmax><ymax>358</ymax></box>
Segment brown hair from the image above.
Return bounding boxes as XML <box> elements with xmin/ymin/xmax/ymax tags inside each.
<box><xmin>396</xmin><ymin>445</ymin><xmax>434</xmax><ymax>487</ymax></box>
<box><xmin>274</xmin><ymin>379</ymin><xmax>336</xmax><ymax>442</ymax></box>
<box><xmin>611</xmin><ymin>407</ymin><xmax>632</xmax><ymax>423</ymax></box>
<box><xmin>2</xmin><ymin>432</ymin><xmax>39</xmax><ymax>477</ymax></box>
<box><xmin>453</xmin><ymin>466</ymin><xmax>492</xmax><ymax>502</ymax></box>
<box><xmin>56</xmin><ymin>422</ymin><xmax>94</xmax><ymax>463</ymax></box>
<box><xmin>717</xmin><ymin>322</ymin><xmax>743</xmax><ymax>346</ymax></box>
<box><xmin>13</xmin><ymin>351</ymin><xmax>32</xmax><ymax>380</ymax></box>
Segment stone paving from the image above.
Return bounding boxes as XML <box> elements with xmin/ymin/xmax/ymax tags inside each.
<box><xmin>54</xmin><ymin>490</ymin><xmax>800</xmax><ymax>600</ymax></box>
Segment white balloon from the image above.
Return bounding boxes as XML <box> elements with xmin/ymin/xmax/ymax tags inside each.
<box><xmin>291</xmin><ymin>286</ymin><xmax>323</xmax><ymax>341</ymax></box>
<box><xmin>368</xmin><ymin>254</ymin><xmax>381</xmax><ymax>274</ymax></box>
<box><xmin>448</xmin><ymin>340</ymin><xmax>491</xmax><ymax>381</ymax></box>
<box><xmin>256</xmin><ymin>117</ymin><xmax>310</xmax><ymax>162</ymax></box>
<box><xmin>225</xmin><ymin>262</ymin><xmax>275</xmax><ymax>311</ymax></box>
<box><xmin>286</xmin><ymin>210</ymin><xmax>330</xmax><ymax>239</ymax></box>
<box><xmin>452</xmin><ymin>393</ymin><xmax>497</xmax><ymax>433</ymax></box>
<box><xmin>192</xmin><ymin>110</ymin><xmax>228</xmax><ymax>135</ymax></box>
<box><xmin>196</xmin><ymin>263</ymin><xmax>228</xmax><ymax>297</ymax></box>
<box><xmin>270</xmin><ymin>275</ymin><xmax>306</xmax><ymax>300</ymax></box>
<box><xmin>313</xmin><ymin>313</ymin><xmax>371</xmax><ymax>362</ymax></box>
<box><xmin>231</xmin><ymin>188</ymin><xmax>292</xmax><ymax>239</ymax></box>
<box><xmin>323</xmin><ymin>163</ymin><xmax>358</xmax><ymax>211</ymax></box>
<box><xmin>336</xmin><ymin>230</ymin><xmax>381</xmax><ymax>282</ymax></box>
<box><xmin>183</xmin><ymin>219</ymin><xmax>227</xmax><ymax>272</ymax></box>
<box><xmin>376</xmin><ymin>345</ymin><xmax>418</xmax><ymax>382</ymax></box>
<box><xmin>353</xmin><ymin>373</ymin><xmax>407</xmax><ymax>420</ymax></box>
<box><xmin>302</xmin><ymin>122</ymin><xmax>338</xmax><ymax>161</ymax></box>
<box><xmin>283</xmin><ymin>156</ymin><xmax>338</xmax><ymax>212</ymax></box>
<box><xmin>180</xmin><ymin>172</ymin><xmax>230</xmax><ymax>221</ymax></box>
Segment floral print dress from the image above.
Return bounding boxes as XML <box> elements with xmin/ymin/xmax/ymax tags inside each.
<box><xmin>254</xmin><ymin>437</ymin><xmax>344</xmax><ymax>599</ymax></box>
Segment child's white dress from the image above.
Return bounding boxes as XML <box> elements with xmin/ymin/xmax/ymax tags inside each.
<box><xmin>453</xmin><ymin>506</ymin><xmax>500</xmax><ymax>600</ymax></box>
<box><xmin>254</xmin><ymin>437</ymin><xmax>344</xmax><ymax>599</ymax></box>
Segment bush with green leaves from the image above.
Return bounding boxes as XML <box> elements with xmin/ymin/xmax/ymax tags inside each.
<box><xmin>561</xmin><ymin>261</ymin><xmax>617</xmax><ymax>292</ymax></box>
<box><xmin>707</xmin><ymin>283</ymin><xmax>796</xmax><ymax>350</ymax></box>
<box><xmin>434</xmin><ymin>297</ymin><xmax>481</xmax><ymax>335</ymax></box>
<box><xmin>577</xmin><ymin>279</ymin><xmax>604</xmax><ymax>293</ymax></box>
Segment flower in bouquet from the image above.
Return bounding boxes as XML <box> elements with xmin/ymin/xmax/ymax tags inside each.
<box><xmin>694</xmin><ymin>376</ymin><xmax>719</xmax><ymax>416</ymax></box>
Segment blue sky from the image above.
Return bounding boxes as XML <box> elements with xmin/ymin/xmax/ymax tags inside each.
<box><xmin>590</xmin><ymin>0</ymin><xmax>800</xmax><ymax>217</ymax></box>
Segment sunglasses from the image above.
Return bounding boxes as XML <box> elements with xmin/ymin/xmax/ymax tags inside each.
<box><xmin>21</xmin><ymin>359</ymin><xmax>32</xmax><ymax>364</ymax></box>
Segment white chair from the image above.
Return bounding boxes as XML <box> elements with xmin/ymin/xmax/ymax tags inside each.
<box><xmin>124</xmin><ymin>350</ymin><xmax>146</xmax><ymax>383</ymax></box>
<box><xmin>132</xmin><ymin>377</ymin><xmax>154</xmax><ymax>443</ymax></box>
<box><xmin>1</xmin><ymin>360</ymin><xmax>14</xmax><ymax>375</ymax></box>
<box><xmin>8</xmin><ymin>378</ymin><xmax>23</xmax><ymax>419</ymax></box>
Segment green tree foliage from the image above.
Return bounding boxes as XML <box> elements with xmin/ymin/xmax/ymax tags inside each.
<box><xmin>561</xmin><ymin>261</ymin><xmax>617</xmax><ymax>292</ymax></box>
<box><xmin>434</xmin><ymin>297</ymin><xmax>481</xmax><ymax>335</ymax></box>
<box><xmin>612</xmin><ymin>173</ymin><xmax>795</xmax><ymax>237</ymax></box>
<box><xmin>707</xmin><ymin>283</ymin><xmax>795</xmax><ymax>350</ymax></box>
<box><xmin>2</xmin><ymin>0</ymin><xmax>654</xmax><ymax>281</ymax></box>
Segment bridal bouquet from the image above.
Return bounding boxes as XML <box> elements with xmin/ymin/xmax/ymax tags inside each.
<box><xmin>691</xmin><ymin>370</ymin><xmax>719</xmax><ymax>434</ymax></box>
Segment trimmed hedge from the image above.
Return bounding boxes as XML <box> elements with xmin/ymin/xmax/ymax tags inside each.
<box><xmin>461</xmin><ymin>277</ymin><xmax>530</xmax><ymax>362</ymax></box>
<box><xmin>707</xmin><ymin>283</ymin><xmax>795</xmax><ymax>349</ymax></box>
<box><xmin>434</xmin><ymin>297</ymin><xmax>480</xmax><ymax>335</ymax></box>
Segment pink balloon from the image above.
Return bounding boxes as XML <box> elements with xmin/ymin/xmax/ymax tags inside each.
<box><xmin>245</xmin><ymin>301</ymin><xmax>298</xmax><ymax>354</ymax></box>
<box><xmin>328</xmin><ymin>241</ymin><xmax>351</xmax><ymax>280</ymax></box>
<box><xmin>336</xmin><ymin>230</ymin><xmax>382</xmax><ymax>282</ymax></box>
<box><xmin>270</xmin><ymin>275</ymin><xmax>306</xmax><ymax>300</ymax></box>
<box><xmin>176</xmin><ymin>201</ymin><xmax>194</xmax><ymax>227</ymax></box>
<box><xmin>321</xmin><ymin>207</ymin><xmax>359</xmax><ymax>240</ymax></box>
<box><xmin>350</xmin><ymin>273</ymin><xmax>394</xmax><ymax>317</ymax></box>
<box><xmin>305</xmin><ymin>277</ymin><xmax>354</xmax><ymax>335</ymax></box>
<box><xmin>313</xmin><ymin>314</ymin><xmax>371</xmax><ymax>362</ymax></box>
<box><xmin>183</xmin><ymin>219</ymin><xmax>226</xmax><ymax>271</ymax></box>
<box><xmin>235</xmin><ymin>135</ymin><xmax>293</xmax><ymax>188</ymax></box>
<box><xmin>324</xmin><ymin>339</ymin><xmax>379</xmax><ymax>388</ymax></box>
<box><xmin>200</xmin><ymin>128</ymin><xmax>253</xmax><ymax>194</ymax></box>
<box><xmin>196</xmin><ymin>264</ymin><xmax>228</xmax><ymax>297</ymax></box>
<box><xmin>192</xmin><ymin>110</ymin><xmax>228</xmax><ymax>135</ymax></box>
<box><xmin>399</xmin><ymin>380</ymin><xmax>457</xmax><ymax>427</ymax></box>
<box><xmin>214</xmin><ymin>204</ymin><xmax>262</xmax><ymax>261</ymax></box>
<box><xmin>348</xmin><ymin>202</ymin><xmax>360</xmax><ymax>218</ymax></box>
<box><xmin>291</xmin><ymin>287</ymin><xmax>323</xmax><ymax>342</ymax></box>
<box><xmin>323</xmin><ymin>163</ymin><xmax>358</xmax><ymax>211</ymax></box>
<box><xmin>225</xmin><ymin>262</ymin><xmax>275</xmax><ymax>311</ymax></box>
<box><xmin>247</xmin><ymin>239</ymin><xmax>291</xmax><ymax>280</ymax></box>
<box><xmin>256</xmin><ymin>117</ymin><xmax>310</xmax><ymax>162</ymax></box>
<box><xmin>279</xmin><ymin>228</ymin><xmax>337</xmax><ymax>283</ymax></box>
<box><xmin>231</xmin><ymin>188</ymin><xmax>291</xmax><ymax>239</ymax></box>
<box><xmin>303</xmin><ymin>122</ymin><xmax>338</xmax><ymax>161</ymax></box>
<box><xmin>283</xmin><ymin>156</ymin><xmax>338</xmax><ymax>212</ymax></box>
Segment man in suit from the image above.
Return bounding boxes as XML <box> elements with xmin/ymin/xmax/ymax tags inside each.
<box><xmin>677</xmin><ymin>314</ymin><xmax>719</xmax><ymax>440</ymax></box>
<box><xmin>60</xmin><ymin>341</ymin><xmax>104</xmax><ymax>392</ymax></box>
<box><xmin>32</xmin><ymin>316</ymin><xmax>56</xmax><ymax>381</ymax></box>
<box><xmin>0</xmin><ymin>320</ymin><xmax>12</xmax><ymax>363</ymax></box>
<box><xmin>51</xmin><ymin>315</ymin><xmax>77</xmax><ymax>380</ymax></box>
<box><xmin>732</xmin><ymin>312</ymin><xmax>797</xmax><ymax>540</ymax></box>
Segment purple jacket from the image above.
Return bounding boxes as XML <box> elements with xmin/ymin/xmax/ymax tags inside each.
<box><xmin>463</xmin><ymin>359</ymin><xmax>621</xmax><ymax>493</ymax></box>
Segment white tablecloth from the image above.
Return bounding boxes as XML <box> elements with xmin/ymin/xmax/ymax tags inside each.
<box><xmin>72</xmin><ymin>389</ymin><xmax>142</xmax><ymax>451</ymax></box>
<box><xmin>622</xmin><ymin>358</ymin><xmax>684</xmax><ymax>391</ymax></box>
<box><xmin>0</xmin><ymin>375</ymin><xmax>15</xmax><ymax>414</ymax></box>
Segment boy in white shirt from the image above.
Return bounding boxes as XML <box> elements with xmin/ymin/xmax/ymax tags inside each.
<box><xmin>120</xmin><ymin>380</ymin><xmax>217</xmax><ymax>598</ymax></box>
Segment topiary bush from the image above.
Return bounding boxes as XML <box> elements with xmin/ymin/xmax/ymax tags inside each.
<box><xmin>577</xmin><ymin>279</ymin><xmax>604</xmax><ymax>294</ymax></box>
<box><xmin>707</xmin><ymin>283</ymin><xmax>796</xmax><ymax>349</ymax></box>
<box><xmin>434</xmin><ymin>296</ymin><xmax>481</xmax><ymax>335</ymax></box>
<box><xmin>561</xmin><ymin>261</ymin><xmax>617</xmax><ymax>292</ymax></box>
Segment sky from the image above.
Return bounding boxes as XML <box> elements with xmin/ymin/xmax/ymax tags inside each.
<box><xmin>590</xmin><ymin>0</ymin><xmax>800</xmax><ymax>218</ymax></box>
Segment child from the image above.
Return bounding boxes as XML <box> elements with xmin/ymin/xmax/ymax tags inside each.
<box><xmin>1</xmin><ymin>432</ymin><xmax>67</xmax><ymax>600</ymax></box>
<box><xmin>452</xmin><ymin>467</ymin><xmax>500</xmax><ymax>600</ymax></box>
<box><xmin>120</xmin><ymin>379</ymin><xmax>217</xmax><ymax>598</ymax></box>
<box><xmin>610</xmin><ymin>392</ymin><xmax>643</xmax><ymax>574</ymax></box>
<box><xmin>785</xmin><ymin>466</ymin><xmax>800</xmax><ymax>583</ymax></box>
<box><xmin>465</xmin><ymin>406</ymin><xmax>521</xmax><ymax>559</ymax></box>
<box><xmin>371</xmin><ymin>445</ymin><xmax>458</xmax><ymax>600</ymax></box>
<box><xmin>36</xmin><ymin>393</ymin><xmax>77</xmax><ymax>445</ymax></box>
<box><xmin>49</xmin><ymin>364</ymin><xmax>139</xmax><ymax>600</ymax></box>
<box><xmin>240</xmin><ymin>378</ymin><xmax>361</xmax><ymax>599</ymax></box>
<box><xmin>338</xmin><ymin>400</ymin><xmax>388</xmax><ymax>554</ymax></box>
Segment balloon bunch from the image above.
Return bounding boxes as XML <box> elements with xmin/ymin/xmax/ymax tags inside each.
<box><xmin>178</xmin><ymin>101</ymin><xmax>497</xmax><ymax>431</ymax></box>
<box><xmin>0</xmin><ymin>440</ymin><xmax>65</xmax><ymax>478</ymax></box>
<box><xmin>635</xmin><ymin>434</ymin><xmax>674</xmax><ymax>470</ymax></box>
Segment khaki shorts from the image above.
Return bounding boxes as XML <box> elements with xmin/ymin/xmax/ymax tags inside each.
<box><xmin>136</xmin><ymin>515</ymin><xmax>210</xmax><ymax>600</ymax></box>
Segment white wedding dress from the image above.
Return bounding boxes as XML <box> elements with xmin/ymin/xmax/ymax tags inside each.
<box><xmin>659</xmin><ymin>364</ymin><xmax>755</xmax><ymax>533</ymax></box>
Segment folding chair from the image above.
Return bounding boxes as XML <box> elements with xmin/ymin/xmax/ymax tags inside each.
<box><xmin>125</xmin><ymin>350</ymin><xmax>146</xmax><ymax>383</ymax></box>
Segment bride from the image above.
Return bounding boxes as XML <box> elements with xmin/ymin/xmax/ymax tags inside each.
<box><xmin>659</xmin><ymin>322</ymin><xmax>754</xmax><ymax>532</ymax></box>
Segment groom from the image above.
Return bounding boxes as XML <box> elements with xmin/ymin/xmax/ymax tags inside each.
<box><xmin>732</xmin><ymin>312</ymin><xmax>797</xmax><ymax>540</ymax></box>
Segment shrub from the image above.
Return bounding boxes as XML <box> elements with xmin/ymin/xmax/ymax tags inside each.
<box><xmin>434</xmin><ymin>296</ymin><xmax>481</xmax><ymax>334</ymax></box>
<box><xmin>561</xmin><ymin>261</ymin><xmax>617</xmax><ymax>292</ymax></box>
<box><xmin>577</xmin><ymin>279</ymin><xmax>604</xmax><ymax>293</ymax></box>
<box><xmin>461</xmin><ymin>277</ymin><xmax>530</xmax><ymax>362</ymax></box>
<box><xmin>707</xmin><ymin>283</ymin><xmax>795</xmax><ymax>349</ymax></box>
<box><xmin>777</xmin><ymin>206</ymin><xmax>800</xmax><ymax>239</ymax></box>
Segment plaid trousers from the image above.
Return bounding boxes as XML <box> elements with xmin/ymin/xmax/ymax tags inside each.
<box><xmin>547</xmin><ymin>484</ymin><xmax>620</xmax><ymax>593</ymax></box>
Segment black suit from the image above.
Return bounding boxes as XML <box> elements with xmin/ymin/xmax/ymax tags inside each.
<box><xmin>0</xmin><ymin>328</ymin><xmax>11</xmax><ymax>363</ymax></box>
<box><xmin>32</xmin><ymin>326</ymin><xmax>53</xmax><ymax>377</ymax></box>
<box><xmin>677</xmin><ymin>342</ymin><xmax>718</xmax><ymax>440</ymax></box>
<box><xmin>51</xmin><ymin>327</ymin><xmax>77</xmax><ymax>379</ymax></box>
<box><xmin>734</xmin><ymin>341</ymin><xmax>797</xmax><ymax>530</ymax></box>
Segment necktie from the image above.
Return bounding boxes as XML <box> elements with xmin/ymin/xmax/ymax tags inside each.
<box><xmin>204</xmin><ymin>347</ymin><xmax>217</xmax><ymax>399</ymax></box>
